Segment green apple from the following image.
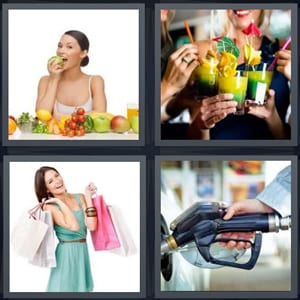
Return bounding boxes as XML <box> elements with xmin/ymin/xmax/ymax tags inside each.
<box><xmin>48</xmin><ymin>55</ymin><xmax>64</xmax><ymax>67</ymax></box>
<box><xmin>130</xmin><ymin>116</ymin><xmax>139</xmax><ymax>133</ymax></box>
<box><xmin>111</xmin><ymin>115</ymin><xmax>130</xmax><ymax>133</ymax></box>
<box><xmin>93</xmin><ymin>116</ymin><xmax>111</xmax><ymax>133</ymax></box>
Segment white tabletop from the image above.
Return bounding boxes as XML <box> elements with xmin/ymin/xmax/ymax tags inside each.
<box><xmin>9</xmin><ymin>129</ymin><xmax>139</xmax><ymax>140</ymax></box>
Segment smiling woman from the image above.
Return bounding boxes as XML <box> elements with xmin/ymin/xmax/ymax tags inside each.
<box><xmin>34</xmin><ymin>166</ymin><xmax>98</xmax><ymax>292</ymax></box>
<box><xmin>35</xmin><ymin>30</ymin><xmax>107</xmax><ymax>121</ymax></box>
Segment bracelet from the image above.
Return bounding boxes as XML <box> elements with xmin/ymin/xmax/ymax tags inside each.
<box><xmin>86</xmin><ymin>211</ymin><xmax>97</xmax><ymax>217</ymax></box>
<box><xmin>85</xmin><ymin>207</ymin><xmax>96</xmax><ymax>213</ymax></box>
<box><xmin>85</xmin><ymin>206</ymin><xmax>97</xmax><ymax>217</ymax></box>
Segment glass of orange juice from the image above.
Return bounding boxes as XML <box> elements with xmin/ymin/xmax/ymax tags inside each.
<box><xmin>127</xmin><ymin>103</ymin><xmax>139</xmax><ymax>121</ymax></box>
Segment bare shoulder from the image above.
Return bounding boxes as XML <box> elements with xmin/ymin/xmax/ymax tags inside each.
<box><xmin>38</xmin><ymin>75</ymin><xmax>50</xmax><ymax>88</ymax></box>
<box><xmin>91</xmin><ymin>75</ymin><xmax>105</xmax><ymax>85</ymax></box>
<box><xmin>39</xmin><ymin>75</ymin><xmax>50</xmax><ymax>83</ymax></box>
<box><xmin>195</xmin><ymin>40</ymin><xmax>216</xmax><ymax>57</ymax></box>
<box><xmin>43</xmin><ymin>203</ymin><xmax>58</xmax><ymax>213</ymax></box>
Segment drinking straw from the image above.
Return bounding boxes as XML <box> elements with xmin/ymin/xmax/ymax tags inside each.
<box><xmin>184</xmin><ymin>20</ymin><xmax>194</xmax><ymax>44</ymax></box>
<box><xmin>210</xmin><ymin>10</ymin><xmax>215</xmax><ymax>41</ymax></box>
<box><xmin>267</xmin><ymin>36</ymin><xmax>291</xmax><ymax>71</ymax></box>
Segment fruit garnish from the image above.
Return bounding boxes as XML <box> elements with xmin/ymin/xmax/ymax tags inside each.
<box><xmin>217</xmin><ymin>37</ymin><xmax>240</xmax><ymax>58</ymax></box>
<box><xmin>242</xmin><ymin>20</ymin><xmax>262</xmax><ymax>66</ymax></box>
<box><xmin>243</xmin><ymin>44</ymin><xmax>262</xmax><ymax>67</ymax></box>
<box><xmin>206</xmin><ymin>49</ymin><xmax>218</xmax><ymax>60</ymax></box>
<box><xmin>199</xmin><ymin>49</ymin><xmax>218</xmax><ymax>70</ymax></box>
<box><xmin>223</xmin><ymin>65</ymin><xmax>237</xmax><ymax>77</ymax></box>
<box><xmin>217</xmin><ymin>51</ymin><xmax>238</xmax><ymax>77</ymax></box>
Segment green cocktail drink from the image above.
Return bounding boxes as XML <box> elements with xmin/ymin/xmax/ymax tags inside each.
<box><xmin>246</xmin><ymin>70</ymin><xmax>273</xmax><ymax>104</ymax></box>
<box><xmin>193</xmin><ymin>64</ymin><xmax>218</xmax><ymax>98</ymax></box>
<box><xmin>218</xmin><ymin>71</ymin><xmax>248</xmax><ymax>115</ymax></box>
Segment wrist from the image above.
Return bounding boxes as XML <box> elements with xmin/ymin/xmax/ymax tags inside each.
<box><xmin>187</xmin><ymin>122</ymin><xmax>210</xmax><ymax>139</ymax></box>
<box><xmin>48</xmin><ymin>75</ymin><xmax>61</xmax><ymax>82</ymax></box>
<box><xmin>161</xmin><ymin>80</ymin><xmax>179</xmax><ymax>104</ymax></box>
<box><xmin>84</xmin><ymin>195</ymin><xmax>94</xmax><ymax>206</ymax></box>
<box><xmin>85</xmin><ymin>206</ymin><xmax>97</xmax><ymax>217</ymax></box>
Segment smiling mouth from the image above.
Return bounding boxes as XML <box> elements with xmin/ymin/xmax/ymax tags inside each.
<box><xmin>233</xmin><ymin>10</ymin><xmax>250</xmax><ymax>17</ymax></box>
<box><xmin>56</xmin><ymin>184</ymin><xmax>64</xmax><ymax>189</ymax></box>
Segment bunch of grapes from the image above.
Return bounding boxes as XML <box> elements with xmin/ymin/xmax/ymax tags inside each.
<box><xmin>61</xmin><ymin>108</ymin><xmax>86</xmax><ymax>137</ymax></box>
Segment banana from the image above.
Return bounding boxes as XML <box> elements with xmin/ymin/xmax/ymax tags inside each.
<box><xmin>87</xmin><ymin>111</ymin><xmax>114</xmax><ymax>121</ymax></box>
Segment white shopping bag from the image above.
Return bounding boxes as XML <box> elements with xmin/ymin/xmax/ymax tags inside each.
<box><xmin>29</xmin><ymin>210</ymin><xmax>56</xmax><ymax>268</ymax></box>
<box><xmin>107</xmin><ymin>205</ymin><xmax>137</xmax><ymax>256</ymax></box>
<box><xmin>11</xmin><ymin>204</ymin><xmax>49</xmax><ymax>261</ymax></box>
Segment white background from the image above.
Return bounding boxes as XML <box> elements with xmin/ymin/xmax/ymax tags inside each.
<box><xmin>9</xmin><ymin>161</ymin><xmax>140</xmax><ymax>292</ymax></box>
<box><xmin>8</xmin><ymin>9</ymin><xmax>139</xmax><ymax>118</ymax></box>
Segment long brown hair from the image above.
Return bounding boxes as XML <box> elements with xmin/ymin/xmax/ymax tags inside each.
<box><xmin>161</xmin><ymin>10</ymin><xmax>176</xmax><ymax>60</ymax></box>
<box><xmin>34</xmin><ymin>166</ymin><xmax>60</xmax><ymax>202</ymax></box>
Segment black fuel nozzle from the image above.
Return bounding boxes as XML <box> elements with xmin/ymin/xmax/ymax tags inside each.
<box><xmin>161</xmin><ymin>202</ymin><xmax>291</xmax><ymax>270</ymax></box>
<box><xmin>161</xmin><ymin>202</ymin><xmax>226</xmax><ymax>253</ymax></box>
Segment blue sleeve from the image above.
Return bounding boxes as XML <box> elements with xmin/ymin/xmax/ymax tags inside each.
<box><xmin>256</xmin><ymin>165</ymin><xmax>291</xmax><ymax>216</ymax></box>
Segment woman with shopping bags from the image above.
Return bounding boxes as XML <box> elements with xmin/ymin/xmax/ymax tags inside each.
<box><xmin>34</xmin><ymin>166</ymin><xmax>97</xmax><ymax>292</ymax></box>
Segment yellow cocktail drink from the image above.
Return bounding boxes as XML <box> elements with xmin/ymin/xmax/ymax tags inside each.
<box><xmin>218</xmin><ymin>72</ymin><xmax>248</xmax><ymax>115</ymax></box>
<box><xmin>193</xmin><ymin>63</ymin><xmax>218</xmax><ymax>98</ymax></box>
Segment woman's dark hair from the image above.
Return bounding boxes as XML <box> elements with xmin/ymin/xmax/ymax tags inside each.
<box><xmin>64</xmin><ymin>30</ymin><xmax>90</xmax><ymax>67</ymax></box>
<box><xmin>34</xmin><ymin>166</ymin><xmax>60</xmax><ymax>202</ymax></box>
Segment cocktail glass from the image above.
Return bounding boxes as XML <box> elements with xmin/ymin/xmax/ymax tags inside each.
<box><xmin>218</xmin><ymin>71</ymin><xmax>248</xmax><ymax>115</ymax></box>
<box><xmin>244</xmin><ymin>62</ymin><xmax>273</xmax><ymax>105</ymax></box>
<box><xmin>193</xmin><ymin>61</ymin><xmax>218</xmax><ymax>99</ymax></box>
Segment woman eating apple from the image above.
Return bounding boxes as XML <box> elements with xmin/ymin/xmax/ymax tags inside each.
<box><xmin>35</xmin><ymin>30</ymin><xmax>107</xmax><ymax>121</ymax></box>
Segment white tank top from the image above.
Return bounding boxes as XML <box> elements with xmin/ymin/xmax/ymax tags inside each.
<box><xmin>54</xmin><ymin>76</ymin><xmax>93</xmax><ymax>115</ymax></box>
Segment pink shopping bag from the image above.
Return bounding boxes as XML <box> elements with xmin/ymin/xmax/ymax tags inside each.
<box><xmin>91</xmin><ymin>195</ymin><xmax>120</xmax><ymax>250</ymax></box>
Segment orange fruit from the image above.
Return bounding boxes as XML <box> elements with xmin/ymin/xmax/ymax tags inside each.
<box><xmin>36</xmin><ymin>109</ymin><xmax>52</xmax><ymax>122</ymax></box>
<box><xmin>8</xmin><ymin>118</ymin><xmax>17</xmax><ymax>135</ymax></box>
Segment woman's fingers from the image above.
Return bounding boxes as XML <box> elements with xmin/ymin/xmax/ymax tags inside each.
<box><xmin>170</xmin><ymin>44</ymin><xmax>200</xmax><ymax>72</ymax></box>
<box><xmin>86</xmin><ymin>182</ymin><xmax>97</xmax><ymax>196</ymax></box>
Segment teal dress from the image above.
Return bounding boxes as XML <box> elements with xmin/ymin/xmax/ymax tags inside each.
<box><xmin>47</xmin><ymin>194</ymin><xmax>93</xmax><ymax>292</ymax></box>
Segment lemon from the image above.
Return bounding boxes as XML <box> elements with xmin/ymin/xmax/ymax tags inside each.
<box><xmin>36</xmin><ymin>109</ymin><xmax>52</xmax><ymax>122</ymax></box>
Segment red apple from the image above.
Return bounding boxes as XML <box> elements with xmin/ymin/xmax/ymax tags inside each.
<box><xmin>111</xmin><ymin>115</ymin><xmax>130</xmax><ymax>133</ymax></box>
